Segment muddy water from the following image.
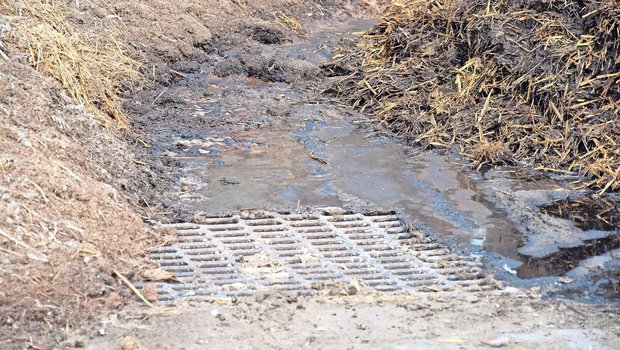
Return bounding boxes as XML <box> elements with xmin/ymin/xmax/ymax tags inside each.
<box><xmin>171</xmin><ymin>17</ymin><xmax>532</xmax><ymax>271</ymax></box>
<box><xmin>186</xmin><ymin>129</ymin><xmax>341</xmax><ymax>210</ymax></box>
<box><xmin>162</xmin><ymin>17</ymin><xmax>619</xmax><ymax>300</ymax></box>
<box><xmin>181</xmin><ymin>117</ymin><xmax>520</xmax><ymax>262</ymax></box>
<box><xmin>278</xmin><ymin>18</ymin><xmax>376</xmax><ymax>64</ymax></box>
<box><xmin>326</xmin><ymin>128</ymin><xmax>519</xmax><ymax>252</ymax></box>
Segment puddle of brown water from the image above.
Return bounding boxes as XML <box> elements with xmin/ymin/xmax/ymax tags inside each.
<box><xmin>329</xmin><ymin>132</ymin><xmax>522</xmax><ymax>258</ymax></box>
<box><xmin>188</xmin><ymin>130</ymin><xmax>341</xmax><ymax>211</ymax></box>
<box><xmin>283</xmin><ymin>18</ymin><xmax>377</xmax><ymax>64</ymax></box>
<box><xmin>184</xmin><ymin>121</ymin><xmax>521</xmax><ymax>261</ymax></box>
<box><xmin>169</xmin><ymin>16</ymin><xmax>620</xmax><ymax>289</ymax></box>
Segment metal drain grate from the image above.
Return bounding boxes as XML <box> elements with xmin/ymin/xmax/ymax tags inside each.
<box><xmin>149</xmin><ymin>209</ymin><xmax>496</xmax><ymax>303</ymax></box>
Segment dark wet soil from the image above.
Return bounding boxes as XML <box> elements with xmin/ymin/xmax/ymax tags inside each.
<box><xmin>542</xmin><ymin>196</ymin><xmax>620</xmax><ymax>232</ymax></box>
<box><xmin>137</xmin><ymin>16</ymin><xmax>620</xmax><ymax>302</ymax></box>
<box><xmin>518</xmin><ymin>236</ymin><xmax>620</xmax><ymax>278</ymax></box>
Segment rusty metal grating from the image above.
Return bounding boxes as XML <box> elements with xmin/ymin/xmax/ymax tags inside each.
<box><xmin>149</xmin><ymin>209</ymin><xmax>496</xmax><ymax>303</ymax></box>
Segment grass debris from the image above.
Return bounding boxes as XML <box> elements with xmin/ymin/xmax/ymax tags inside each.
<box><xmin>330</xmin><ymin>0</ymin><xmax>620</xmax><ymax>192</ymax></box>
<box><xmin>276</xmin><ymin>12</ymin><xmax>305</xmax><ymax>34</ymax></box>
<box><xmin>2</xmin><ymin>0</ymin><xmax>140</xmax><ymax>128</ymax></box>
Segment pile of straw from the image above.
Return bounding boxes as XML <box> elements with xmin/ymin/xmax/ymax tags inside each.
<box><xmin>331</xmin><ymin>0</ymin><xmax>619</xmax><ymax>192</ymax></box>
<box><xmin>2</xmin><ymin>0</ymin><xmax>140</xmax><ymax>128</ymax></box>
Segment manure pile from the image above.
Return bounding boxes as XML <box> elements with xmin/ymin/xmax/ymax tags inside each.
<box><xmin>331</xmin><ymin>0</ymin><xmax>619</xmax><ymax>192</ymax></box>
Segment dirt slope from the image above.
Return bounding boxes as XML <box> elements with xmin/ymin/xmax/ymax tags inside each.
<box><xmin>0</xmin><ymin>56</ymin><xmax>156</xmax><ymax>347</ymax></box>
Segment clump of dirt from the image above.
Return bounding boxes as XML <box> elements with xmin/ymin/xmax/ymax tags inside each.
<box><xmin>329</xmin><ymin>0</ymin><xmax>620</xmax><ymax>192</ymax></box>
<box><xmin>251</xmin><ymin>23</ymin><xmax>286</xmax><ymax>44</ymax></box>
<box><xmin>541</xmin><ymin>196</ymin><xmax>620</xmax><ymax>231</ymax></box>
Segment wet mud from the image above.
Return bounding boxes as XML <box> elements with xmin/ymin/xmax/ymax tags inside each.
<box><xmin>542</xmin><ymin>196</ymin><xmax>620</xmax><ymax>232</ymax></box>
<box><xmin>518</xmin><ymin>236</ymin><xmax>620</xmax><ymax>278</ymax></box>
<box><xmin>140</xmin><ymin>17</ymin><xmax>619</xmax><ymax>302</ymax></box>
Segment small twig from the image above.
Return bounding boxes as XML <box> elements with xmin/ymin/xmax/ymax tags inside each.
<box><xmin>491</xmin><ymin>186</ymin><xmax>511</xmax><ymax>196</ymax></box>
<box><xmin>308</xmin><ymin>151</ymin><xmax>328</xmax><ymax>165</ymax></box>
<box><xmin>169</xmin><ymin>69</ymin><xmax>187</xmax><ymax>78</ymax></box>
<box><xmin>0</xmin><ymin>104</ymin><xmax>9</xmax><ymax>116</ymax></box>
<box><xmin>24</xmin><ymin>178</ymin><xmax>61</xmax><ymax>217</ymax></box>
<box><xmin>0</xmin><ymin>246</ymin><xmax>25</xmax><ymax>258</ymax></box>
<box><xmin>0</xmin><ymin>48</ymin><xmax>9</xmax><ymax>61</ymax></box>
<box><xmin>0</xmin><ymin>228</ymin><xmax>35</xmax><ymax>251</ymax></box>
<box><xmin>151</xmin><ymin>87</ymin><xmax>169</xmax><ymax>105</ymax></box>
<box><xmin>562</xmin><ymin>301</ymin><xmax>586</xmax><ymax>317</ymax></box>
<box><xmin>0</xmin><ymin>229</ymin><xmax>48</xmax><ymax>262</ymax></box>
<box><xmin>113</xmin><ymin>270</ymin><xmax>154</xmax><ymax>308</ymax></box>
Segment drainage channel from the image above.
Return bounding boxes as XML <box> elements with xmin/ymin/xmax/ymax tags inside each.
<box><xmin>149</xmin><ymin>209</ymin><xmax>498</xmax><ymax>303</ymax></box>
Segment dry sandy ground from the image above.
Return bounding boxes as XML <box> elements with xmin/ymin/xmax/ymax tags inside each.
<box><xmin>81</xmin><ymin>291</ymin><xmax>620</xmax><ymax>349</ymax></box>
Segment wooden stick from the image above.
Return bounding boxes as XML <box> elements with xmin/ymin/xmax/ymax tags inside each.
<box><xmin>113</xmin><ymin>270</ymin><xmax>154</xmax><ymax>308</ymax></box>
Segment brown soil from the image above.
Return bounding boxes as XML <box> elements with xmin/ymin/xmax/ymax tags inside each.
<box><xmin>0</xmin><ymin>59</ymin><xmax>158</xmax><ymax>346</ymax></box>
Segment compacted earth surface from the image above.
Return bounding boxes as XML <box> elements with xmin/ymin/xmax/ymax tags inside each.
<box><xmin>1</xmin><ymin>0</ymin><xmax>619</xmax><ymax>349</ymax></box>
